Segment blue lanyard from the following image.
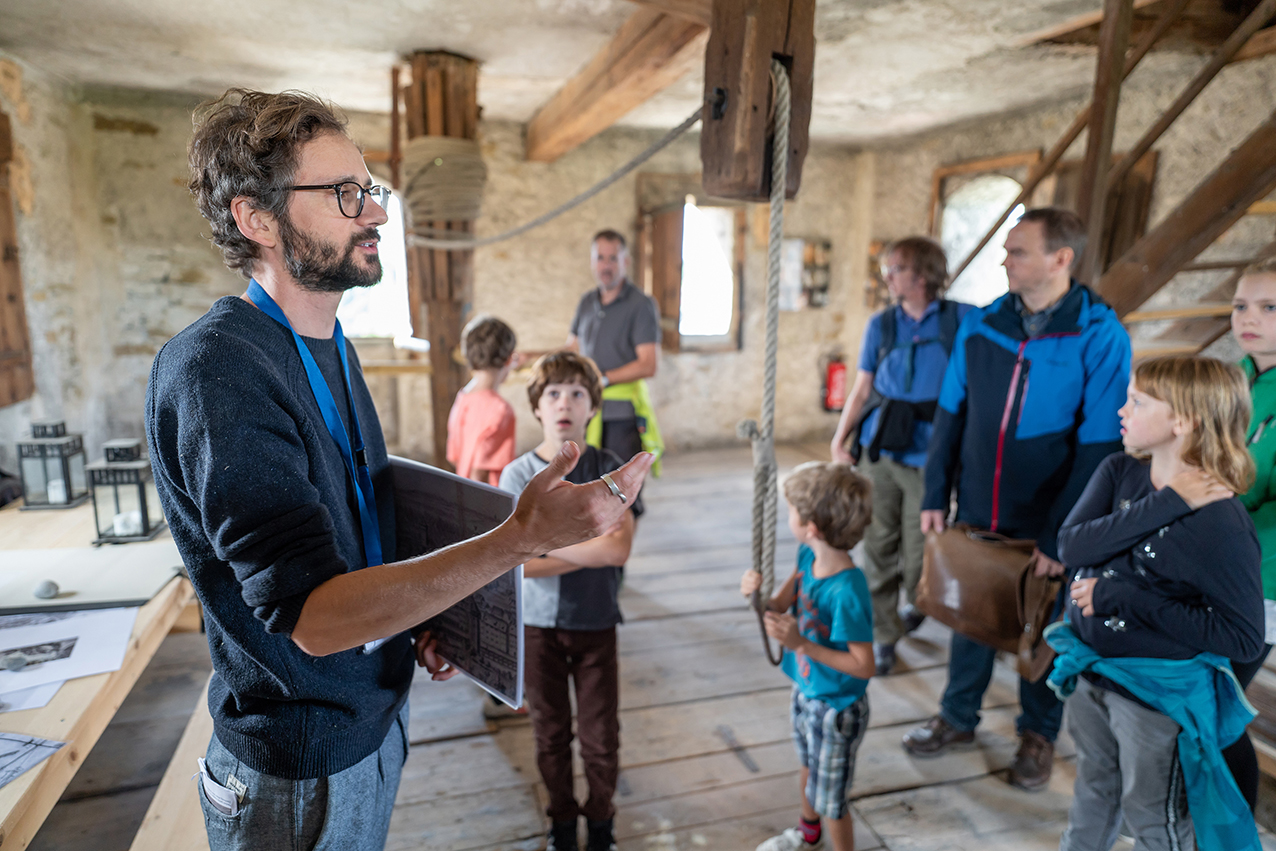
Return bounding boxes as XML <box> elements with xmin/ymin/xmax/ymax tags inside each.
<box><xmin>247</xmin><ymin>280</ymin><xmax>383</xmax><ymax>569</ymax></box>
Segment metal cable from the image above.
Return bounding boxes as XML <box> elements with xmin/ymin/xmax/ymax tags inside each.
<box><xmin>738</xmin><ymin>59</ymin><xmax>790</xmax><ymax>667</ymax></box>
<box><xmin>406</xmin><ymin>105</ymin><xmax>704</xmax><ymax>251</ymax></box>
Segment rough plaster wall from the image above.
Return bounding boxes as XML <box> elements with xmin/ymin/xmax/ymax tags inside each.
<box><xmin>0</xmin><ymin>53</ymin><xmax>91</xmax><ymax>473</ymax></box>
<box><xmin>469</xmin><ymin>121</ymin><xmax>865</xmax><ymax>456</ymax></box>
<box><xmin>869</xmin><ymin>54</ymin><xmax>1276</xmax><ymax>359</ymax></box>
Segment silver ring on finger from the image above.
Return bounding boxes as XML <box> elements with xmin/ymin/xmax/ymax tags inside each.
<box><xmin>600</xmin><ymin>473</ymin><xmax>627</xmax><ymax>504</ymax></box>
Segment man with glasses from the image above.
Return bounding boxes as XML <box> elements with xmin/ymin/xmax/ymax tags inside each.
<box><xmin>147</xmin><ymin>89</ymin><xmax>653</xmax><ymax>851</ymax></box>
<box><xmin>831</xmin><ymin>237</ymin><xmax>970</xmax><ymax>675</ymax></box>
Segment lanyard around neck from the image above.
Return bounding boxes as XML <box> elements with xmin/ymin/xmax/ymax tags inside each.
<box><xmin>246</xmin><ymin>280</ymin><xmax>383</xmax><ymax>569</ymax></box>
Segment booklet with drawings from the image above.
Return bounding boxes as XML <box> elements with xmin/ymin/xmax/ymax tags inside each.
<box><xmin>390</xmin><ymin>456</ymin><xmax>523</xmax><ymax>708</ymax></box>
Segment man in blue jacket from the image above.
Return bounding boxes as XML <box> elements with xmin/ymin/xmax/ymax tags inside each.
<box><xmin>901</xmin><ymin>207</ymin><xmax>1130</xmax><ymax>791</ymax></box>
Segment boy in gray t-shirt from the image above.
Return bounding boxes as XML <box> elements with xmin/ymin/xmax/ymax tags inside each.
<box><xmin>499</xmin><ymin>352</ymin><xmax>643</xmax><ymax>851</ymax></box>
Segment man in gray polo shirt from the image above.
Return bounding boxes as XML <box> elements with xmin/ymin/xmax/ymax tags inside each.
<box><xmin>566</xmin><ymin>229</ymin><xmax>662</xmax><ymax>461</ymax></box>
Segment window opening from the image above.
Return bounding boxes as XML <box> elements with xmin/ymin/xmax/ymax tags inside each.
<box><xmin>336</xmin><ymin>192</ymin><xmax>413</xmax><ymax>339</ymax></box>
<box><xmin>679</xmin><ymin>201</ymin><xmax>736</xmax><ymax>338</ymax></box>
<box><xmin>940</xmin><ymin>175</ymin><xmax>1024</xmax><ymax>307</ymax></box>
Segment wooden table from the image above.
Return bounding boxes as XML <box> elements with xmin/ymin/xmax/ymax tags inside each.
<box><xmin>0</xmin><ymin>500</ymin><xmax>193</xmax><ymax>850</ymax></box>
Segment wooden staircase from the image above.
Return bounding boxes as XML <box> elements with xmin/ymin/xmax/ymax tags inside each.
<box><xmin>952</xmin><ymin>0</ymin><xmax>1276</xmax><ymax>360</ymax></box>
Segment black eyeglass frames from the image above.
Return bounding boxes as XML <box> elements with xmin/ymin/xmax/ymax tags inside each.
<box><xmin>288</xmin><ymin>182</ymin><xmax>392</xmax><ymax>218</ymax></box>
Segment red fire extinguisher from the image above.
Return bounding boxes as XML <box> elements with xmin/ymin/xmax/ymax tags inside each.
<box><xmin>822</xmin><ymin>353</ymin><xmax>847</xmax><ymax>412</ymax></box>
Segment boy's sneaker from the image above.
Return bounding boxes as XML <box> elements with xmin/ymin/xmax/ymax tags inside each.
<box><xmin>873</xmin><ymin>642</ymin><xmax>896</xmax><ymax>675</ymax></box>
<box><xmin>586</xmin><ymin>818</ymin><xmax>617</xmax><ymax>851</ymax></box>
<box><xmin>900</xmin><ymin>604</ymin><xmax>926</xmax><ymax>634</ymax></box>
<box><xmin>546</xmin><ymin>820</ymin><xmax>578</xmax><ymax>851</ymax></box>
<box><xmin>756</xmin><ymin>827</ymin><xmax>824</xmax><ymax>851</ymax></box>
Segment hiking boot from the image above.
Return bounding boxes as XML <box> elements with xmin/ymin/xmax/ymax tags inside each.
<box><xmin>900</xmin><ymin>604</ymin><xmax>926</xmax><ymax>634</ymax></box>
<box><xmin>585</xmin><ymin>818</ymin><xmax>617</xmax><ymax>851</ymax></box>
<box><xmin>901</xmin><ymin>714</ymin><xmax>975</xmax><ymax>757</ymax></box>
<box><xmin>546</xmin><ymin>820</ymin><xmax>578</xmax><ymax>851</ymax></box>
<box><xmin>1009</xmin><ymin>730</ymin><xmax>1054</xmax><ymax>791</ymax></box>
<box><xmin>756</xmin><ymin>826</ymin><xmax>824</xmax><ymax>851</ymax></box>
<box><xmin>873</xmin><ymin>642</ymin><xmax>897</xmax><ymax>676</ymax></box>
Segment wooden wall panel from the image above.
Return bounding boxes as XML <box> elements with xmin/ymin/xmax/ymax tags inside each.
<box><xmin>0</xmin><ymin>109</ymin><xmax>34</xmax><ymax>408</ymax></box>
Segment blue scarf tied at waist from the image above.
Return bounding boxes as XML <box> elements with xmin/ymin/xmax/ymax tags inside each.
<box><xmin>1045</xmin><ymin>622</ymin><xmax>1259</xmax><ymax>851</ymax></box>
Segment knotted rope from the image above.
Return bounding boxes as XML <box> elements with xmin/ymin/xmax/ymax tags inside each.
<box><xmin>737</xmin><ymin>59</ymin><xmax>791</xmax><ymax>667</ymax></box>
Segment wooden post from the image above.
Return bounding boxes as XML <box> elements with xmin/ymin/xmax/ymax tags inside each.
<box><xmin>1096</xmin><ymin>109</ymin><xmax>1276</xmax><ymax>318</ymax></box>
<box><xmin>403</xmin><ymin>51</ymin><xmax>480</xmax><ymax>467</ymax></box>
<box><xmin>1076</xmin><ymin>0</ymin><xmax>1133</xmax><ymax>284</ymax></box>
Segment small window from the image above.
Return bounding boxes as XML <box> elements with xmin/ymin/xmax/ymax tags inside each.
<box><xmin>647</xmin><ymin>199</ymin><xmax>744</xmax><ymax>353</ymax></box>
<box><xmin>336</xmin><ymin>192</ymin><xmax>413</xmax><ymax>339</ymax></box>
<box><xmin>940</xmin><ymin>175</ymin><xmax>1024</xmax><ymax>307</ymax></box>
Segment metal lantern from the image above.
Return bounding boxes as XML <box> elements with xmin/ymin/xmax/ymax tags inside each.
<box><xmin>17</xmin><ymin>420</ymin><xmax>89</xmax><ymax>510</ymax></box>
<box><xmin>86</xmin><ymin>439</ymin><xmax>166</xmax><ymax>544</ymax></box>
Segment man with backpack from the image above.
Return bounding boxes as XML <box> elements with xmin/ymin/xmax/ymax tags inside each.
<box><xmin>832</xmin><ymin>236</ymin><xmax>971</xmax><ymax>675</ymax></box>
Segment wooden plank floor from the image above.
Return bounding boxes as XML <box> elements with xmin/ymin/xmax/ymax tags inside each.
<box><xmin>26</xmin><ymin>442</ymin><xmax>1276</xmax><ymax>850</ymax></box>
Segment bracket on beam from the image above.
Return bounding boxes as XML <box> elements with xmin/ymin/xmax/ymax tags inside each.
<box><xmin>700</xmin><ymin>0</ymin><xmax>815</xmax><ymax>201</ymax></box>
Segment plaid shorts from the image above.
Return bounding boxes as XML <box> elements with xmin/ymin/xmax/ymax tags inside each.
<box><xmin>790</xmin><ymin>688</ymin><xmax>870</xmax><ymax>819</ymax></box>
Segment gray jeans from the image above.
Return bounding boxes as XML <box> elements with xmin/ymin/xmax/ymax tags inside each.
<box><xmin>1060</xmin><ymin>677</ymin><xmax>1193</xmax><ymax>851</ymax></box>
<box><xmin>197</xmin><ymin>700</ymin><xmax>410</xmax><ymax>851</ymax></box>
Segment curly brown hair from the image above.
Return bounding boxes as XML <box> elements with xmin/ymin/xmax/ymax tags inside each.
<box><xmin>782</xmin><ymin>462</ymin><xmax>873</xmax><ymax>551</ymax></box>
<box><xmin>188</xmin><ymin>89</ymin><xmax>348</xmax><ymax>278</ymax></box>
<box><xmin>462</xmin><ymin>315</ymin><xmax>517</xmax><ymax>370</ymax></box>
<box><xmin>526</xmin><ymin>351</ymin><xmax>603</xmax><ymax>413</ymax></box>
<box><xmin>885</xmin><ymin>236</ymin><xmax>949</xmax><ymax>300</ymax></box>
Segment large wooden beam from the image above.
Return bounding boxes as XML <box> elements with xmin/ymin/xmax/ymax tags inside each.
<box><xmin>525</xmin><ymin>8</ymin><xmax>708</xmax><ymax>163</ymax></box>
<box><xmin>1077</xmin><ymin>0</ymin><xmax>1133</xmax><ymax>284</ymax></box>
<box><xmin>1096</xmin><ymin>109</ymin><xmax>1276</xmax><ymax>318</ymax></box>
<box><xmin>627</xmin><ymin>0</ymin><xmax>711</xmax><ymax>26</ymax></box>
<box><xmin>403</xmin><ymin>51</ymin><xmax>479</xmax><ymax>467</ymax></box>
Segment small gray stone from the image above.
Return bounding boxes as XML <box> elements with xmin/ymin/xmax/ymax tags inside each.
<box><xmin>33</xmin><ymin>580</ymin><xmax>59</xmax><ymax>599</ymax></box>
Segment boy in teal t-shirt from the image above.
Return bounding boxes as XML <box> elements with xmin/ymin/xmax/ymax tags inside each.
<box><xmin>741</xmin><ymin>462</ymin><xmax>875</xmax><ymax>851</ymax></box>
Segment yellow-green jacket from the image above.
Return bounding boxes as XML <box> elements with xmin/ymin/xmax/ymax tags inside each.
<box><xmin>586</xmin><ymin>379</ymin><xmax>664</xmax><ymax>476</ymax></box>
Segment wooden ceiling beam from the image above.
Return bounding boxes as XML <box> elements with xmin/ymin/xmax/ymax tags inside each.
<box><xmin>1096</xmin><ymin>108</ymin><xmax>1276</xmax><ymax>318</ymax></box>
<box><xmin>626</xmin><ymin>0</ymin><xmax>711</xmax><ymax>26</ymax></box>
<box><xmin>525</xmin><ymin>7</ymin><xmax>708</xmax><ymax>163</ymax></box>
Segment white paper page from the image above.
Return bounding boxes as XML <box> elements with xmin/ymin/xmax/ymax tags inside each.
<box><xmin>0</xmin><ymin>607</ymin><xmax>139</xmax><ymax>692</ymax></box>
<box><xmin>0</xmin><ymin>733</ymin><xmax>64</xmax><ymax>790</ymax></box>
<box><xmin>0</xmin><ymin>681</ymin><xmax>62</xmax><ymax>713</ymax></box>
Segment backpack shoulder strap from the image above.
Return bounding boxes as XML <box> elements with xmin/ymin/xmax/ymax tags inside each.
<box><xmin>938</xmin><ymin>299</ymin><xmax>960</xmax><ymax>357</ymax></box>
<box><xmin>876</xmin><ymin>306</ymin><xmax>896</xmax><ymax>369</ymax></box>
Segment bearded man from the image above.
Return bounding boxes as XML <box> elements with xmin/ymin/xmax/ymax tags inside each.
<box><xmin>146</xmin><ymin>89</ymin><xmax>652</xmax><ymax>851</ymax></box>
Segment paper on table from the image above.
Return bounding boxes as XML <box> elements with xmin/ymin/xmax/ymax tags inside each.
<box><xmin>0</xmin><ymin>732</ymin><xmax>64</xmax><ymax>790</ymax></box>
<box><xmin>0</xmin><ymin>607</ymin><xmax>139</xmax><ymax>693</ymax></box>
<box><xmin>0</xmin><ymin>681</ymin><xmax>61</xmax><ymax>713</ymax></box>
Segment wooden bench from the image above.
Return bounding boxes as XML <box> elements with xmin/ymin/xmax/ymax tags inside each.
<box><xmin>128</xmin><ymin>675</ymin><xmax>212</xmax><ymax>851</ymax></box>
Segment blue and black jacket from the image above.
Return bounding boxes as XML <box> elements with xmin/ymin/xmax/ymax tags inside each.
<box><xmin>921</xmin><ymin>282</ymin><xmax>1130</xmax><ymax>559</ymax></box>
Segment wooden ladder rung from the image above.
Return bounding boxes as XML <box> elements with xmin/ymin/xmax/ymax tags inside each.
<box><xmin>1131</xmin><ymin>344</ymin><xmax>1206</xmax><ymax>359</ymax></box>
<box><xmin>1123</xmin><ymin>304</ymin><xmax>1233</xmax><ymax>322</ymax></box>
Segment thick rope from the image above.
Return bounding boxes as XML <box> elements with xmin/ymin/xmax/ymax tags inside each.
<box><xmin>406</xmin><ymin>105</ymin><xmax>704</xmax><ymax>251</ymax></box>
<box><xmin>738</xmin><ymin>60</ymin><xmax>790</xmax><ymax>667</ymax></box>
<box><xmin>400</xmin><ymin>136</ymin><xmax>487</xmax><ymax>223</ymax></box>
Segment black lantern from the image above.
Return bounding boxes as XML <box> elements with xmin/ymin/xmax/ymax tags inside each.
<box><xmin>17</xmin><ymin>420</ymin><xmax>89</xmax><ymax>510</ymax></box>
<box><xmin>86</xmin><ymin>439</ymin><xmax>166</xmax><ymax>544</ymax></box>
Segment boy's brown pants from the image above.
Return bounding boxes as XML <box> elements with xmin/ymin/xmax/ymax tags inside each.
<box><xmin>524</xmin><ymin>625</ymin><xmax>620</xmax><ymax>823</ymax></box>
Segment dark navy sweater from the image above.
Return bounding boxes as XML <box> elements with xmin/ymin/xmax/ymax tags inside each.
<box><xmin>1058</xmin><ymin>452</ymin><xmax>1264</xmax><ymax>665</ymax></box>
<box><xmin>145</xmin><ymin>296</ymin><xmax>412</xmax><ymax>780</ymax></box>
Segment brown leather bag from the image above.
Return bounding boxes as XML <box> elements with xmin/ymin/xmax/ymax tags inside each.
<box><xmin>917</xmin><ymin>524</ymin><xmax>1062</xmax><ymax>682</ymax></box>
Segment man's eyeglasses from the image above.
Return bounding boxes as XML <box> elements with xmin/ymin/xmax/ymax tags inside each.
<box><xmin>288</xmin><ymin>182</ymin><xmax>392</xmax><ymax>218</ymax></box>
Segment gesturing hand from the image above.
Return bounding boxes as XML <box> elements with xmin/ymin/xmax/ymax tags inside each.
<box><xmin>509</xmin><ymin>442</ymin><xmax>655</xmax><ymax>558</ymax></box>
<box><xmin>1166</xmin><ymin>468</ymin><xmax>1233</xmax><ymax>510</ymax></box>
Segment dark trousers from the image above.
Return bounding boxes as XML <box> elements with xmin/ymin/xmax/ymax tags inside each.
<box><xmin>524</xmin><ymin>625</ymin><xmax>620</xmax><ymax>823</ymax></box>
<box><xmin>940</xmin><ymin>632</ymin><xmax>1064</xmax><ymax>741</ymax></box>
<box><xmin>1226</xmin><ymin>643</ymin><xmax>1273</xmax><ymax>812</ymax></box>
<box><xmin>601</xmin><ymin>419</ymin><xmax>643</xmax><ymax>463</ymax></box>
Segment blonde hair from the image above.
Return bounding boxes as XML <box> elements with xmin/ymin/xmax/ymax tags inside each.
<box><xmin>1131</xmin><ymin>356</ymin><xmax>1255</xmax><ymax>494</ymax></box>
<box><xmin>782</xmin><ymin>462</ymin><xmax>873</xmax><ymax>551</ymax></box>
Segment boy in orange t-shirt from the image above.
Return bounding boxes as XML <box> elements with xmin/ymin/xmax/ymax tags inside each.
<box><xmin>446</xmin><ymin>315</ymin><xmax>518</xmax><ymax>485</ymax></box>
